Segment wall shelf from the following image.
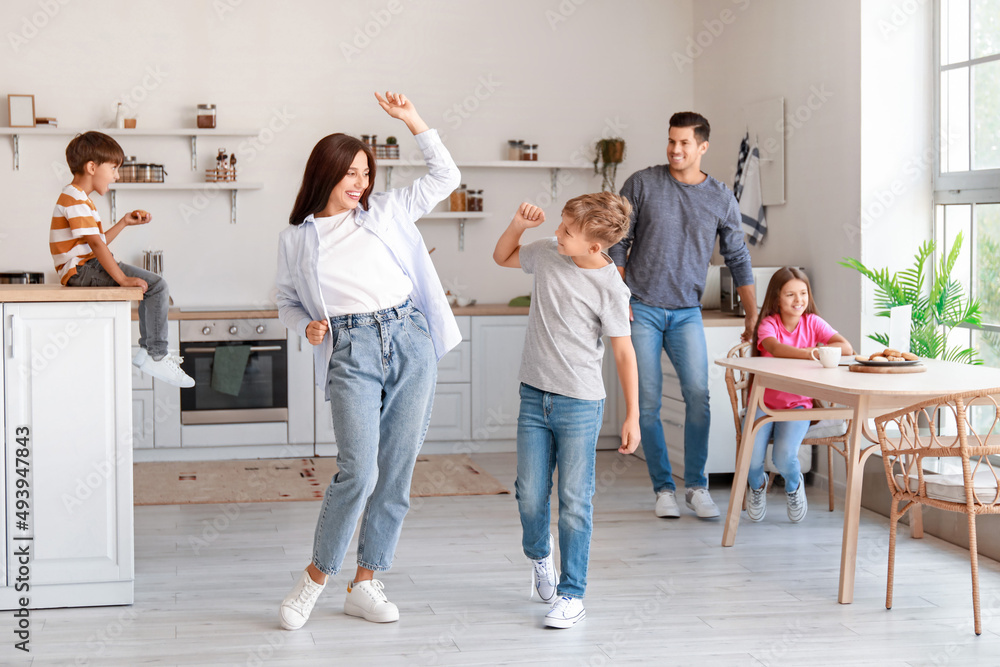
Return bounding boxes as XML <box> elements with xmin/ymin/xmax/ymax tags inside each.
<box><xmin>107</xmin><ymin>182</ymin><xmax>263</xmax><ymax>224</ymax></box>
<box><xmin>0</xmin><ymin>127</ymin><xmax>260</xmax><ymax>171</ymax></box>
<box><xmin>379</xmin><ymin>160</ymin><xmax>595</xmax><ymax>196</ymax></box>
<box><xmin>417</xmin><ymin>212</ymin><xmax>489</xmax><ymax>251</ymax></box>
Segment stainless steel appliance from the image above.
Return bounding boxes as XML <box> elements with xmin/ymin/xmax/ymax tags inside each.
<box><xmin>0</xmin><ymin>271</ymin><xmax>43</xmax><ymax>284</ymax></box>
<box><xmin>178</xmin><ymin>318</ymin><xmax>288</xmax><ymax>425</ymax></box>
<box><xmin>720</xmin><ymin>266</ymin><xmax>803</xmax><ymax>316</ymax></box>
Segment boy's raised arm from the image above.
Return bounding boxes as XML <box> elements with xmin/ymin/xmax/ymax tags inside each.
<box><xmin>493</xmin><ymin>202</ymin><xmax>545</xmax><ymax>269</ymax></box>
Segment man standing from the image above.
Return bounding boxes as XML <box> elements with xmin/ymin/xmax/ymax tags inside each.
<box><xmin>609</xmin><ymin>112</ymin><xmax>756</xmax><ymax>519</ymax></box>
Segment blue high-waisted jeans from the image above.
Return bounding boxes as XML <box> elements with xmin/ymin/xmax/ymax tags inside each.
<box><xmin>515</xmin><ymin>383</ymin><xmax>603</xmax><ymax>599</ymax></box>
<box><xmin>311</xmin><ymin>299</ymin><xmax>437</xmax><ymax>575</ymax></box>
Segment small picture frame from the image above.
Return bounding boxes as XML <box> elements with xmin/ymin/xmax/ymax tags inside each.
<box><xmin>8</xmin><ymin>94</ymin><xmax>35</xmax><ymax>128</ymax></box>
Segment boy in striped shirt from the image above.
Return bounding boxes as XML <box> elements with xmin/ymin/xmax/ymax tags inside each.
<box><xmin>51</xmin><ymin>131</ymin><xmax>193</xmax><ymax>387</ymax></box>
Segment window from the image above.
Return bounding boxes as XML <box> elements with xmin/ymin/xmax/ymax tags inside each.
<box><xmin>936</xmin><ymin>0</ymin><xmax>1000</xmax><ymax>369</ymax></box>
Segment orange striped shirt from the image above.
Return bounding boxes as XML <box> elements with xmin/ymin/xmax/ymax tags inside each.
<box><xmin>50</xmin><ymin>185</ymin><xmax>106</xmax><ymax>285</ymax></box>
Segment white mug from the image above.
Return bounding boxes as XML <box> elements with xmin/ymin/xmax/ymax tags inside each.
<box><xmin>811</xmin><ymin>346</ymin><xmax>840</xmax><ymax>369</ymax></box>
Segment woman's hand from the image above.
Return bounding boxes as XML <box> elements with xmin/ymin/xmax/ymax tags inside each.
<box><xmin>305</xmin><ymin>320</ymin><xmax>329</xmax><ymax>346</ymax></box>
<box><xmin>375</xmin><ymin>91</ymin><xmax>429</xmax><ymax>135</ymax></box>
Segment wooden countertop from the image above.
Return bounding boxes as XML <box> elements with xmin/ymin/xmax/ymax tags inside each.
<box><xmin>0</xmin><ymin>284</ymin><xmax>144</xmax><ymax>302</ymax></box>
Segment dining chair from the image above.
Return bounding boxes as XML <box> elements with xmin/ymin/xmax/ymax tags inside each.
<box><xmin>874</xmin><ymin>388</ymin><xmax>1000</xmax><ymax>635</ymax></box>
<box><xmin>723</xmin><ymin>341</ymin><xmax>851</xmax><ymax>512</ymax></box>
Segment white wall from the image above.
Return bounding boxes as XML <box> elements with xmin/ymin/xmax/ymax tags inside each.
<box><xmin>858</xmin><ymin>0</ymin><xmax>935</xmax><ymax>356</ymax></box>
<box><xmin>691</xmin><ymin>0</ymin><xmax>863</xmax><ymax>349</ymax></box>
<box><xmin>1</xmin><ymin>0</ymin><xmax>693</xmax><ymax>307</ymax></box>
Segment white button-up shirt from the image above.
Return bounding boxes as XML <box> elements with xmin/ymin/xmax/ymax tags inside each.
<box><xmin>276</xmin><ymin>129</ymin><xmax>462</xmax><ymax>392</ymax></box>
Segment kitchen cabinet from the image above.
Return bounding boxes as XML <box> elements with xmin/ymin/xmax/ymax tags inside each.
<box><xmin>2</xmin><ymin>301</ymin><xmax>133</xmax><ymax>609</ymax></box>
<box><xmin>657</xmin><ymin>320</ymin><xmax>808</xmax><ymax>478</ymax></box>
<box><xmin>470</xmin><ymin>315</ymin><xmax>620</xmax><ymax>449</ymax></box>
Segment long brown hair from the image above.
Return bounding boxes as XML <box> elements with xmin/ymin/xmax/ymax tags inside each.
<box><xmin>751</xmin><ymin>267</ymin><xmax>818</xmax><ymax>356</ymax></box>
<box><xmin>289</xmin><ymin>134</ymin><xmax>376</xmax><ymax>225</ymax></box>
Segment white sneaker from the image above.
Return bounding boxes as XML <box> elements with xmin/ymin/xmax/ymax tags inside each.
<box><xmin>132</xmin><ymin>348</ymin><xmax>148</xmax><ymax>369</ymax></box>
<box><xmin>685</xmin><ymin>488</ymin><xmax>720</xmax><ymax>518</ymax></box>
<box><xmin>654</xmin><ymin>489</ymin><xmax>680</xmax><ymax>518</ymax></box>
<box><xmin>530</xmin><ymin>534</ymin><xmax>558</xmax><ymax>603</ymax></box>
<box><xmin>544</xmin><ymin>596</ymin><xmax>585</xmax><ymax>629</ymax></box>
<box><xmin>747</xmin><ymin>482</ymin><xmax>767</xmax><ymax>522</ymax></box>
<box><xmin>279</xmin><ymin>569</ymin><xmax>326</xmax><ymax>630</ymax></box>
<box><xmin>786</xmin><ymin>474</ymin><xmax>808</xmax><ymax>523</ymax></box>
<box><xmin>139</xmin><ymin>352</ymin><xmax>195</xmax><ymax>388</ymax></box>
<box><xmin>344</xmin><ymin>579</ymin><xmax>399</xmax><ymax>623</ymax></box>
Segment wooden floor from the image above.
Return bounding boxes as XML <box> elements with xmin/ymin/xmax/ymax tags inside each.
<box><xmin>11</xmin><ymin>451</ymin><xmax>1000</xmax><ymax>667</ymax></box>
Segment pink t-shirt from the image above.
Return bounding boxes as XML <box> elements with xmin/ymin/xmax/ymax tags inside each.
<box><xmin>756</xmin><ymin>313</ymin><xmax>837</xmax><ymax>410</ymax></box>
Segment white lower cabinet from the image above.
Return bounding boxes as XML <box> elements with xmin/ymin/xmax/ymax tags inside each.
<box><xmin>2</xmin><ymin>301</ymin><xmax>133</xmax><ymax>609</ymax></box>
<box><xmin>658</xmin><ymin>323</ymin><xmax>811</xmax><ymax>478</ymax></box>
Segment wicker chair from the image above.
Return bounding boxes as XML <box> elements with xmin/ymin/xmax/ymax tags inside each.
<box><xmin>723</xmin><ymin>341</ymin><xmax>851</xmax><ymax>511</ymax></box>
<box><xmin>874</xmin><ymin>389</ymin><xmax>1000</xmax><ymax>636</ymax></box>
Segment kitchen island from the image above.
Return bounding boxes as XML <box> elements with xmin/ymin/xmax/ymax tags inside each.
<box><xmin>1</xmin><ymin>284</ymin><xmax>141</xmax><ymax>609</ymax></box>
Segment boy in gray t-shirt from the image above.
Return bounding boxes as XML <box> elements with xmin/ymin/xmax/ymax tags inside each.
<box><xmin>493</xmin><ymin>193</ymin><xmax>640</xmax><ymax>629</ymax></box>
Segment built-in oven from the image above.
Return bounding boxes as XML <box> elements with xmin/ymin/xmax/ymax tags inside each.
<box><xmin>178</xmin><ymin>318</ymin><xmax>288</xmax><ymax>425</ymax></box>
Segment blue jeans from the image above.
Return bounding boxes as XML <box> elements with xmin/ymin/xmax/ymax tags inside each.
<box><xmin>312</xmin><ymin>300</ymin><xmax>437</xmax><ymax>575</ymax></box>
<box><xmin>748</xmin><ymin>407</ymin><xmax>810</xmax><ymax>493</ymax></box>
<box><xmin>515</xmin><ymin>383</ymin><xmax>603</xmax><ymax>599</ymax></box>
<box><xmin>68</xmin><ymin>258</ymin><xmax>169</xmax><ymax>358</ymax></box>
<box><xmin>629</xmin><ymin>300</ymin><xmax>711</xmax><ymax>492</ymax></box>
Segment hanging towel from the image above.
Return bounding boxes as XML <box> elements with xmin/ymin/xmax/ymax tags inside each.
<box><xmin>734</xmin><ymin>131</ymin><xmax>767</xmax><ymax>246</ymax></box>
<box><xmin>211</xmin><ymin>345</ymin><xmax>252</xmax><ymax>396</ymax></box>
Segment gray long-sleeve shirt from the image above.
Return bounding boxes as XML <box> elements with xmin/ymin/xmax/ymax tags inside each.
<box><xmin>608</xmin><ymin>165</ymin><xmax>754</xmax><ymax>309</ymax></box>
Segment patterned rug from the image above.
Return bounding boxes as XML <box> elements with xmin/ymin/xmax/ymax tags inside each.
<box><xmin>134</xmin><ymin>454</ymin><xmax>509</xmax><ymax>505</ymax></box>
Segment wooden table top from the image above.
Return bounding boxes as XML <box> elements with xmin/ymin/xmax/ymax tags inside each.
<box><xmin>0</xmin><ymin>284</ymin><xmax>144</xmax><ymax>302</ymax></box>
<box><xmin>716</xmin><ymin>356</ymin><xmax>1000</xmax><ymax>397</ymax></box>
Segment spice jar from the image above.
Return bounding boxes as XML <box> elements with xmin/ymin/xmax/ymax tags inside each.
<box><xmin>529</xmin><ymin>144</ymin><xmax>539</xmax><ymax>161</ymax></box>
<box><xmin>120</xmin><ymin>156</ymin><xmax>137</xmax><ymax>183</ymax></box>
<box><xmin>507</xmin><ymin>140</ymin><xmax>521</xmax><ymax>161</ymax></box>
<box><xmin>449</xmin><ymin>184</ymin><xmax>467</xmax><ymax>212</ymax></box>
<box><xmin>521</xmin><ymin>143</ymin><xmax>536</xmax><ymax>161</ymax></box>
<box><xmin>197</xmin><ymin>104</ymin><xmax>217</xmax><ymax>129</ymax></box>
<box><xmin>471</xmin><ymin>190</ymin><xmax>486</xmax><ymax>212</ymax></box>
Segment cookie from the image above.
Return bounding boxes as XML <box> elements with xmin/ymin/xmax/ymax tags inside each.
<box><xmin>901</xmin><ymin>352</ymin><xmax>918</xmax><ymax>361</ymax></box>
<box><xmin>132</xmin><ymin>209</ymin><xmax>148</xmax><ymax>220</ymax></box>
<box><xmin>871</xmin><ymin>355</ymin><xmax>889</xmax><ymax>362</ymax></box>
<box><xmin>883</xmin><ymin>348</ymin><xmax>902</xmax><ymax>357</ymax></box>
<box><xmin>854</xmin><ymin>355</ymin><xmax>869</xmax><ymax>363</ymax></box>
<box><xmin>887</xmin><ymin>356</ymin><xmax>905</xmax><ymax>362</ymax></box>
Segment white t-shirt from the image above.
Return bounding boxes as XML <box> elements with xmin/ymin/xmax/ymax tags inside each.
<box><xmin>315</xmin><ymin>209</ymin><xmax>414</xmax><ymax>316</ymax></box>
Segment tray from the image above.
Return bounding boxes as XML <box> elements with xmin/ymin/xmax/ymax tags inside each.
<box><xmin>849</xmin><ymin>364</ymin><xmax>926</xmax><ymax>374</ymax></box>
<box><xmin>854</xmin><ymin>359</ymin><xmax>921</xmax><ymax>367</ymax></box>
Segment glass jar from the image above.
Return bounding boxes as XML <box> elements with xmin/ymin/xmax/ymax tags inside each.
<box><xmin>507</xmin><ymin>140</ymin><xmax>521</xmax><ymax>161</ymax></box>
<box><xmin>449</xmin><ymin>184</ymin><xmax>467</xmax><ymax>212</ymax></box>
<box><xmin>521</xmin><ymin>143</ymin><xmax>535</xmax><ymax>161</ymax></box>
<box><xmin>120</xmin><ymin>156</ymin><xmax>137</xmax><ymax>183</ymax></box>
<box><xmin>529</xmin><ymin>144</ymin><xmax>539</xmax><ymax>161</ymax></box>
<box><xmin>197</xmin><ymin>104</ymin><xmax>216</xmax><ymax>129</ymax></box>
<box><xmin>467</xmin><ymin>190</ymin><xmax>480</xmax><ymax>212</ymax></box>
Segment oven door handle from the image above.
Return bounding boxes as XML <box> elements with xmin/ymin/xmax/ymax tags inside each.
<box><xmin>183</xmin><ymin>345</ymin><xmax>284</xmax><ymax>353</ymax></box>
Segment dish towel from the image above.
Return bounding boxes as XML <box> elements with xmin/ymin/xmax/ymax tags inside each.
<box><xmin>734</xmin><ymin>131</ymin><xmax>767</xmax><ymax>246</ymax></box>
<box><xmin>211</xmin><ymin>345</ymin><xmax>252</xmax><ymax>396</ymax></box>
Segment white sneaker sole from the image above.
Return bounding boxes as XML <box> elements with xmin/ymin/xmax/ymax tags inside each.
<box><xmin>344</xmin><ymin>601</ymin><xmax>399</xmax><ymax>623</ymax></box>
<box><xmin>279</xmin><ymin>608</ymin><xmax>307</xmax><ymax>631</ymax></box>
<box><xmin>138</xmin><ymin>360</ymin><xmax>195</xmax><ymax>388</ymax></box>
<box><xmin>544</xmin><ymin>608</ymin><xmax>586</xmax><ymax>629</ymax></box>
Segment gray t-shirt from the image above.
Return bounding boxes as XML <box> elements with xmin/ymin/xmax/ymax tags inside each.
<box><xmin>518</xmin><ymin>238</ymin><xmax>632</xmax><ymax>400</ymax></box>
<box><xmin>608</xmin><ymin>166</ymin><xmax>754</xmax><ymax>309</ymax></box>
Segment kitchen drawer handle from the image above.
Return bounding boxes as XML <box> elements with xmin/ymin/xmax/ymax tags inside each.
<box><xmin>184</xmin><ymin>345</ymin><xmax>283</xmax><ymax>353</ymax></box>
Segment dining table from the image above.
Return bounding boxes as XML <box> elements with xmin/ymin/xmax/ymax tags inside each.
<box><xmin>715</xmin><ymin>356</ymin><xmax>1000</xmax><ymax>604</ymax></box>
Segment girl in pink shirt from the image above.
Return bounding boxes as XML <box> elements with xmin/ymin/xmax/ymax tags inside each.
<box><xmin>746</xmin><ymin>267</ymin><xmax>852</xmax><ymax>523</ymax></box>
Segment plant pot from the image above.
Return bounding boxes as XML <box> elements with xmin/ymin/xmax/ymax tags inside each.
<box><xmin>602</xmin><ymin>140</ymin><xmax>624</xmax><ymax>164</ymax></box>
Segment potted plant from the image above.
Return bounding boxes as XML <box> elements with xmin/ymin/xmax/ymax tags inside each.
<box><xmin>839</xmin><ymin>231</ymin><xmax>982</xmax><ymax>363</ymax></box>
<box><xmin>594</xmin><ymin>137</ymin><xmax>626</xmax><ymax>192</ymax></box>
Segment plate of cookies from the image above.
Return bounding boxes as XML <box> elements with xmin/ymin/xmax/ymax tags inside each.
<box><xmin>853</xmin><ymin>348</ymin><xmax>921</xmax><ymax>366</ymax></box>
